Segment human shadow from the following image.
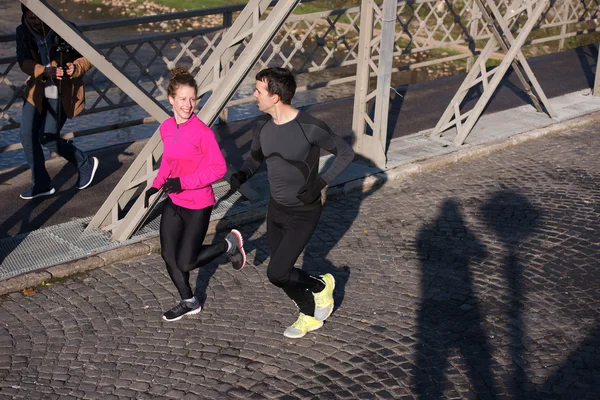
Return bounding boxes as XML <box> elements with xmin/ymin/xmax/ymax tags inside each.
<box><xmin>300</xmin><ymin>154</ymin><xmax>385</xmax><ymax>316</ymax></box>
<box><xmin>527</xmin><ymin>322</ymin><xmax>600</xmax><ymax>399</ymax></box>
<box><xmin>480</xmin><ymin>190</ymin><xmax>541</xmax><ymax>399</ymax></box>
<box><xmin>191</xmin><ymin>119</ymin><xmax>268</xmax><ymax>306</ymax></box>
<box><xmin>412</xmin><ymin>198</ymin><xmax>499</xmax><ymax>399</ymax></box>
<box><xmin>0</xmin><ymin>143</ymin><xmax>130</xmax><ymax>267</ymax></box>
<box><xmin>193</xmin><ymin>191</ymin><xmax>267</xmax><ymax>307</ymax></box>
<box><xmin>0</xmin><ymin>142</ymin><xmax>129</xmax><ymax>239</ymax></box>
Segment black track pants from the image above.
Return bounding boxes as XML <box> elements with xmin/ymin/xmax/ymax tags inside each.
<box><xmin>160</xmin><ymin>198</ymin><xmax>227</xmax><ymax>299</ymax></box>
<box><xmin>267</xmin><ymin>198</ymin><xmax>323</xmax><ymax>316</ymax></box>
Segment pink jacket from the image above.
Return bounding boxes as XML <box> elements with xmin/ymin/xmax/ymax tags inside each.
<box><xmin>152</xmin><ymin>115</ymin><xmax>227</xmax><ymax>210</ymax></box>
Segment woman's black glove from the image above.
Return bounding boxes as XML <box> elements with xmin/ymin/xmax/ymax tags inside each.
<box><xmin>229</xmin><ymin>171</ymin><xmax>248</xmax><ymax>191</ymax></box>
<box><xmin>297</xmin><ymin>176</ymin><xmax>327</xmax><ymax>205</ymax></box>
<box><xmin>162</xmin><ymin>177</ymin><xmax>182</xmax><ymax>193</ymax></box>
<box><xmin>144</xmin><ymin>187</ymin><xmax>159</xmax><ymax>208</ymax></box>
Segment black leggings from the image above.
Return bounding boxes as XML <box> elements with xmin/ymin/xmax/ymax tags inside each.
<box><xmin>267</xmin><ymin>198</ymin><xmax>323</xmax><ymax>316</ymax></box>
<box><xmin>160</xmin><ymin>198</ymin><xmax>227</xmax><ymax>299</ymax></box>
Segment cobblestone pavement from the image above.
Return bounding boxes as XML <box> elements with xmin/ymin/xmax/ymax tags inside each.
<box><xmin>1</xmin><ymin>124</ymin><xmax>599</xmax><ymax>399</ymax></box>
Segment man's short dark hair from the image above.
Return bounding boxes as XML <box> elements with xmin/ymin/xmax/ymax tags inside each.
<box><xmin>255</xmin><ymin>67</ymin><xmax>296</xmax><ymax>105</ymax></box>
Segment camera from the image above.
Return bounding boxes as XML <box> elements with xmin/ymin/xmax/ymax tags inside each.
<box><xmin>54</xmin><ymin>35</ymin><xmax>73</xmax><ymax>54</ymax></box>
<box><xmin>54</xmin><ymin>36</ymin><xmax>74</xmax><ymax>72</ymax></box>
<box><xmin>55</xmin><ymin>41</ymin><xmax>73</xmax><ymax>55</ymax></box>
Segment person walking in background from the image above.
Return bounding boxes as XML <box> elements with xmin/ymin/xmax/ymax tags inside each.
<box><xmin>16</xmin><ymin>4</ymin><xmax>98</xmax><ymax>199</ymax></box>
<box><xmin>144</xmin><ymin>66</ymin><xmax>246</xmax><ymax>322</ymax></box>
<box><xmin>229</xmin><ymin>67</ymin><xmax>355</xmax><ymax>338</ymax></box>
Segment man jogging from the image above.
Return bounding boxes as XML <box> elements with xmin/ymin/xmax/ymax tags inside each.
<box><xmin>229</xmin><ymin>67</ymin><xmax>354</xmax><ymax>338</ymax></box>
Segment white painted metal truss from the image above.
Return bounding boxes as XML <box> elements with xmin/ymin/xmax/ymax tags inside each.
<box><xmin>596</xmin><ymin>44</ymin><xmax>600</xmax><ymax>96</ymax></box>
<box><xmin>13</xmin><ymin>0</ymin><xmax>599</xmax><ymax>240</ymax></box>
<box><xmin>87</xmin><ymin>0</ymin><xmax>300</xmax><ymax>241</ymax></box>
<box><xmin>352</xmin><ymin>0</ymin><xmax>397</xmax><ymax>168</ymax></box>
<box><xmin>2</xmin><ymin>1</ymin><xmax>597</xmax><ymax>146</ymax></box>
<box><xmin>431</xmin><ymin>0</ymin><xmax>557</xmax><ymax>145</ymax></box>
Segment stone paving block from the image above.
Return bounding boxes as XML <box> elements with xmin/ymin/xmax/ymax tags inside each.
<box><xmin>1</xmin><ymin>124</ymin><xmax>600</xmax><ymax>398</ymax></box>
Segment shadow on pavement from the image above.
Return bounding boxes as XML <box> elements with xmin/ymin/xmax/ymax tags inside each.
<box><xmin>575</xmin><ymin>44</ymin><xmax>598</xmax><ymax>91</ymax></box>
<box><xmin>481</xmin><ymin>190</ymin><xmax>541</xmax><ymax>399</ymax></box>
<box><xmin>0</xmin><ymin>143</ymin><xmax>130</xmax><ymax>265</ymax></box>
<box><xmin>301</xmin><ymin>155</ymin><xmax>387</xmax><ymax>316</ymax></box>
<box><xmin>193</xmin><ymin>195</ymin><xmax>266</xmax><ymax>307</ymax></box>
<box><xmin>529</xmin><ymin>322</ymin><xmax>600</xmax><ymax>399</ymax></box>
<box><xmin>0</xmin><ymin>165</ymin><xmax>28</xmax><ymax>186</ymax></box>
<box><xmin>412</xmin><ymin>198</ymin><xmax>499</xmax><ymax>399</ymax></box>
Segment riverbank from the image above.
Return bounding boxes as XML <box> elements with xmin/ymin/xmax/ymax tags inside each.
<box><xmin>50</xmin><ymin>0</ymin><xmax>360</xmax><ymax>23</ymax></box>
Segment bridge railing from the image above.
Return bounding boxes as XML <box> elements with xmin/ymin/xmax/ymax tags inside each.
<box><xmin>0</xmin><ymin>0</ymin><xmax>597</xmax><ymax>155</ymax></box>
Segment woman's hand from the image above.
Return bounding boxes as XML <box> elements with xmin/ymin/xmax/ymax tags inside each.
<box><xmin>64</xmin><ymin>62</ymin><xmax>76</xmax><ymax>77</ymax></box>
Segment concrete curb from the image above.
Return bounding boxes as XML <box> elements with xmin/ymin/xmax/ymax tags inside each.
<box><xmin>1</xmin><ymin>110</ymin><xmax>599</xmax><ymax>296</ymax></box>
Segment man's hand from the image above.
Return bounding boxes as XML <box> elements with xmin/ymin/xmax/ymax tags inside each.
<box><xmin>43</xmin><ymin>66</ymin><xmax>64</xmax><ymax>80</ymax></box>
<box><xmin>297</xmin><ymin>176</ymin><xmax>327</xmax><ymax>205</ymax></box>
<box><xmin>162</xmin><ymin>177</ymin><xmax>182</xmax><ymax>193</ymax></box>
<box><xmin>229</xmin><ymin>171</ymin><xmax>248</xmax><ymax>192</ymax></box>
<box><xmin>144</xmin><ymin>187</ymin><xmax>159</xmax><ymax>208</ymax></box>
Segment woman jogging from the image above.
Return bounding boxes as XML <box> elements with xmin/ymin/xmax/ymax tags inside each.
<box><xmin>145</xmin><ymin>66</ymin><xmax>246</xmax><ymax>322</ymax></box>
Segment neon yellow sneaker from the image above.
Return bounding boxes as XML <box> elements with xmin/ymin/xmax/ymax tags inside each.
<box><xmin>283</xmin><ymin>313</ymin><xmax>323</xmax><ymax>338</ymax></box>
<box><xmin>313</xmin><ymin>273</ymin><xmax>335</xmax><ymax>321</ymax></box>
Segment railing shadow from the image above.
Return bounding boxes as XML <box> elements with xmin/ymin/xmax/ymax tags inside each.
<box><xmin>458</xmin><ymin>65</ymin><xmax>541</xmax><ymax>120</ymax></box>
<box><xmin>574</xmin><ymin>43</ymin><xmax>598</xmax><ymax>91</ymax></box>
<box><xmin>193</xmin><ymin>194</ymin><xmax>266</xmax><ymax>308</ymax></box>
<box><xmin>192</xmin><ymin>118</ymin><xmax>264</xmax><ymax>307</ymax></box>
<box><xmin>386</xmin><ymin>85</ymin><xmax>408</xmax><ymax>153</ymax></box>
<box><xmin>0</xmin><ymin>143</ymin><xmax>129</xmax><ymax>266</ymax></box>
<box><xmin>0</xmin><ymin>165</ymin><xmax>28</xmax><ymax>186</ymax></box>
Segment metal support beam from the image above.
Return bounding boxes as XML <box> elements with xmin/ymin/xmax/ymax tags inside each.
<box><xmin>198</xmin><ymin>0</ymin><xmax>300</xmax><ymax>127</ymax></box>
<box><xmin>483</xmin><ymin>0</ymin><xmax>555</xmax><ymax>118</ymax></box>
<box><xmin>88</xmin><ymin>0</ymin><xmax>300</xmax><ymax>241</ymax></box>
<box><xmin>594</xmin><ymin>42</ymin><xmax>600</xmax><ymax>96</ymax></box>
<box><xmin>369</xmin><ymin>0</ymin><xmax>397</xmax><ymax>168</ymax></box>
<box><xmin>195</xmin><ymin>0</ymin><xmax>272</xmax><ymax>99</ymax></box>
<box><xmin>20</xmin><ymin>0</ymin><xmax>169</xmax><ymax>122</ymax></box>
<box><xmin>431</xmin><ymin>0</ymin><xmax>553</xmax><ymax>146</ymax></box>
<box><xmin>351</xmin><ymin>0</ymin><xmax>396</xmax><ymax>168</ymax></box>
<box><xmin>351</xmin><ymin>0</ymin><xmax>376</xmax><ymax>159</ymax></box>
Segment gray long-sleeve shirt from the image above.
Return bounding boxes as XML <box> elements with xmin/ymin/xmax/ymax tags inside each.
<box><xmin>240</xmin><ymin>111</ymin><xmax>355</xmax><ymax>207</ymax></box>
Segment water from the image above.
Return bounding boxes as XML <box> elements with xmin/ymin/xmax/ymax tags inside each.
<box><xmin>0</xmin><ymin>1</ymin><xmax>463</xmax><ymax>171</ymax></box>
<box><xmin>0</xmin><ymin>2</ymin><xmax>361</xmax><ymax>171</ymax></box>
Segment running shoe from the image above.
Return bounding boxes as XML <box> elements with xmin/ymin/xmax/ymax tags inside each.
<box><xmin>313</xmin><ymin>273</ymin><xmax>335</xmax><ymax>321</ymax></box>
<box><xmin>20</xmin><ymin>185</ymin><xmax>56</xmax><ymax>200</ymax></box>
<box><xmin>225</xmin><ymin>229</ymin><xmax>246</xmax><ymax>270</ymax></box>
<box><xmin>76</xmin><ymin>157</ymin><xmax>99</xmax><ymax>189</ymax></box>
<box><xmin>162</xmin><ymin>299</ymin><xmax>201</xmax><ymax>322</ymax></box>
<box><xmin>283</xmin><ymin>313</ymin><xmax>323</xmax><ymax>338</ymax></box>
